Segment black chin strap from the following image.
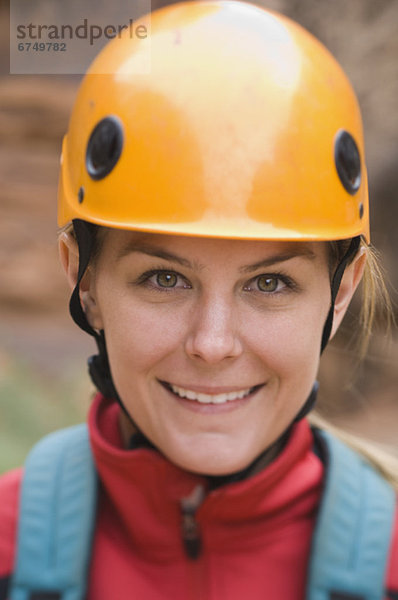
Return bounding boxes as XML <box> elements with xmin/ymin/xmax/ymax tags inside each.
<box><xmin>295</xmin><ymin>236</ymin><xmax>360</xmax><ymax>421</ymax></box>
<box><xmin>69</xmin><ymin>219</ymin><xmax>98</xmax><ymax>337</ymax></box>
<box><xmin>293</xmin><ymin>381</ymin><xmax>319</xmax><ymax>422</ymax></box>
<box><xmin>320</xmin><ymin>236</ymin><xmax>361</xmax><ymax>354</ymax></box>
<box><xmin>69</xmin><ymin>220</ymin><xmax>360</xmax><ymax>425</ymax></box>
<box><xmin>70</xmin><ymin>219</ymin><xmax>134</xmax><ymax>424</ymax></box>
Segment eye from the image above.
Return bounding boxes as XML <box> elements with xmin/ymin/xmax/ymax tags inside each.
<box><xmin>134</xmin><ymin>268</ymin><xmax>192</xmax><ymax>291</ymax></box>
<box><xmin>243</xmin><ymin>273</ymin><xmax>293</xmax><ymax>295</ymax></box>
<box><xmin>156</xmin><ymin>271</ymin><xmax>178</xmax><ymax>288</ymax></box>
<box><xmin>257</xmin><ymin>275</ymin><xmax>279</xmax><ymax>292</ymax></box>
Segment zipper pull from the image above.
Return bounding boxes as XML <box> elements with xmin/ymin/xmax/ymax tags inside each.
<box><xmin>180</xmin><ymin>484</ymin><xmax>205</xmax><ymax>560</ymax></box>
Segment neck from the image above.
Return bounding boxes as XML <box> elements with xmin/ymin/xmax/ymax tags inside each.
<box><xmin>118</xmin><ymin>410</ymin><xmax>290</xmax><ymax>488</ymax></box>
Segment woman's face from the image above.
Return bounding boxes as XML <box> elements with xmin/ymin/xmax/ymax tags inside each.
<box><xmin>80</xmin><ymin>231</ymin><xmax>346</xmax><ymax>474</ymax></box>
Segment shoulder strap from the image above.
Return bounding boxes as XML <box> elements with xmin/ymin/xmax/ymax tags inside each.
<box><xmin>10</xmin><ymin>424</ymin><xmax>97</xmax><ymax>600</ymax></box>
<box><xmin>307</xmin><ymin>428</ymin><xmax>396</xmax><ymax>600</ymax></box>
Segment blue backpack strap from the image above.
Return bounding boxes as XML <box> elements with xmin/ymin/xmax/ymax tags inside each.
<box><xmin>307</xmin><ymin>428</ymin><xmax>396</xmax><ymax>600</ymax></box>
<box><xmin>10</xmin><ymin>424</ymin><xmax>97</xmax><ymax>600</ymax></box>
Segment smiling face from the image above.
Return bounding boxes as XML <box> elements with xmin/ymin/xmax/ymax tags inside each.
<box><xmin>61</xmin><ymin>229</ymin><xmax>361</xmax><ymax>475</ymax></box>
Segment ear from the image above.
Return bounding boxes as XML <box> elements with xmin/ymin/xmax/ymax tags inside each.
<box><xmin>58</xmin><ymin>231</ymin><xmax>104</xmax><ymax>330</ymax></box>
<box><xmin>58</xmin><ymin>231</ymin><xmax>80</xmax><ymax>290</ymax></box>
<box><xmin>329</xmin><ymin>249</ymin><xmax>366</xmax><ymax>339</ymax></box>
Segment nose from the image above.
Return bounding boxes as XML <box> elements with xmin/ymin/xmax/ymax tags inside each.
<box><xmin>184</xmin><ymin>295</ymin><xmax>243</xmax><ymax>364</ymax></box>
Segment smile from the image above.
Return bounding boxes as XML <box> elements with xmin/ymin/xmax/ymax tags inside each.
<box><xmin>161</xmin><ymin>382</ymin><xmax>262</xmax><ymax>405</ymax></box>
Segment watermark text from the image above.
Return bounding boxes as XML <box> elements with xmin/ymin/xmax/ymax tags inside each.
<box><xmin>16</xmin><ymin>19</ymin><xmax>148</xmax><ymax>46</ymax></box>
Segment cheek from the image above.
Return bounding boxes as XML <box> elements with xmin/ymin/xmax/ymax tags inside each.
<box><xmin>98</xmin><ymin>289</ymin><xmax>187</xmax><ymax>376</ymax></box>
<box><xmin>246</xmin><ymin>296</ymin><xmax>329</xmax><ymax>385</ymax></box>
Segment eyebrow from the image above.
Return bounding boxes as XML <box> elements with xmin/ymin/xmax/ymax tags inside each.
<box><xmin>116</xmin><ymin>242</ymin><xmax>195</xmax><ymax>269</ymax></box>
<box><xmin>116</xmin><ymin>241</ymin><xmax>316</xmax><ymax>272</ymax></box>
<box><xmin>239</xmin><ymin>248</ymin><xmax>316</xmax><ymax>273</ymax></box>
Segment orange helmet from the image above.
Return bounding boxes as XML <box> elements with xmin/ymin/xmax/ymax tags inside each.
<box><xmin>58</xmin><ymin>0</ymin><xmax>369</xmax><ymax>243</ymax></box>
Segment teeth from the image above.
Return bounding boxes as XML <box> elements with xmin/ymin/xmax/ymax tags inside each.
<box><xmin>197</xmin><ymin>393</ymin><xmax>212</xmax><ymax>404</ymax></box>
<box><xmin>170</xmin><ymin>384</ymin><xmax>253</xmax><ymax>404</ymax></box>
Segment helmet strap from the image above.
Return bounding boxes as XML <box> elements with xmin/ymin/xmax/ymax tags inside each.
<box><xmin>70</xmin><ymin>219</ymin><xmax>137</xmax><ymax>426</ymax></box>
<box><xmin>69</xmin><ymin>219</ymin><xmax>98</xmax><ymax>337</ymax></box>
<box><xmin>290</xmin><ymin>235</ymin><xmax>361</xmax><ymax>422</ymax></box>
<box><xmin>320</xmin><ymin>236</ymin><xmax>361</xmax><ymax>353</ymax></box>
<box><xmin>293</xmin><ymin>381</ymin><xmax>319</xmax><ymax>422</ymax></box>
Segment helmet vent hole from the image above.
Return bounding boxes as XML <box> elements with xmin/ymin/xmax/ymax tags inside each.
<box><xmin>334</xmin><ymin>130</ymin><xmax>361</xmax><ymax>195</ymax></box>
<box><xmin>86</xmin><ymin>116</ymin><xmax>123</xmax><ymax>180</ymax></box>
<box><xmin>78</xmin><ymin>186</ymin><xmax>84</xmax><ymax>203</ymax></box>
<box><xmin>359</xmin><ymin>203</ymin><xmax>364</xmax><ymax>219</ymax></box>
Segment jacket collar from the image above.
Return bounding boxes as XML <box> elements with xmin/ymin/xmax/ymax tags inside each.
<box><xmin>89</xmin><ymin>394</ymin><xmax>322</xmax><ymax>558</ymax></box>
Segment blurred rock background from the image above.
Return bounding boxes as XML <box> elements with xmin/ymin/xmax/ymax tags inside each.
<box><xmin>0</xmin><ymin>0</ymin><xmax>397</xmax><ymax>471</ymax></box>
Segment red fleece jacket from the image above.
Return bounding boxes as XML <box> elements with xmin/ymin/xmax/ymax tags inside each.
<box><xmin>1</xmin><ymin>394</ymin><xmax>398</xmax><ymax>599</ymax></box>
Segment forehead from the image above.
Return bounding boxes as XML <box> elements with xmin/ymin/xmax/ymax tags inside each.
<box><xmin>99</xmin><ymin>228</ymin><xmax>328</xmax><ymax>267</ymax></box>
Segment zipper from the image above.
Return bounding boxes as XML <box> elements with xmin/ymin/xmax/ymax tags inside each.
<box><xmin>180</xmin><ymin>484</ymin><xmax>205</xmax><ymax>560</ymax></box>
<box><xmin>180</xmin><ymin>484</ymin><xmax>207</xmax><ymax>600</ymax></box>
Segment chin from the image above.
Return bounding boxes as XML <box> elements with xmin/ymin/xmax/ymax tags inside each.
<box><xmin>164</xmin><ymin>443</ymin><xmax>258</xmax><ymax>477</ymax></box>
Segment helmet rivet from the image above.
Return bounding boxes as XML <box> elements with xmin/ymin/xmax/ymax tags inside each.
<box><xmin>78</xmin><ymin>186</ymin><xmax>84</xmax><ymax>204</ymax></box>
<box><xmin>359</xmin><ymin>203</ymin><xmax>364</xmax><ymax>219</ymax></box>
<box><xmin>86</xmin><ymin>116</ymin><xmax>123</xmax><ymax>181</ymax></box>
<box><xmin>334</xmin><ymin>130</ymin><xmax>361</xmax><ymax>195</ymax></box>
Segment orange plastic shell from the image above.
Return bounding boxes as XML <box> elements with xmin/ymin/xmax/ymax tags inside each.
<box><xmin>58</xmin><ymin>1</ymin><xmax>369</xmax><ymax>242</ymax></box>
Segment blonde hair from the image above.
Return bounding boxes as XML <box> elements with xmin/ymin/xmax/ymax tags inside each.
<box><xmin>329</xmin><ymin>237</ymin><xmax>394</xmax><ymax>357</ymax></box>
<box><xmin>360</xmin><ymin>243</ymin><xmax>394</xmax><ymax>355</ymax></box>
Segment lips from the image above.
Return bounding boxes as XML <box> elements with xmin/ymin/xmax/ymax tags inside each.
<box><xmin>160</xmin><ymin>381</ymin><xmax>263</xmax><ymax>405</ymax></box>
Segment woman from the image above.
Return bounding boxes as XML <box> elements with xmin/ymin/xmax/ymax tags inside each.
<box><xmin>1</xmin><ymin>2</ymin><xmax>398</xmax><ymax>598</ymax></box>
